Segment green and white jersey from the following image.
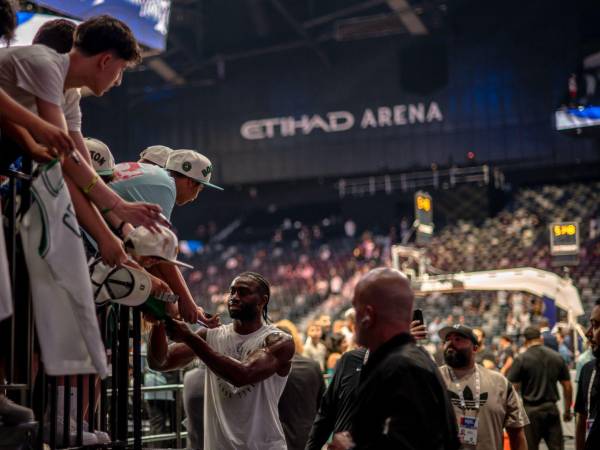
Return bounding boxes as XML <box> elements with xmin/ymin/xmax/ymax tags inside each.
<box><xmin>21</xmin><ymin>161</ymin><xmax>108</xmax><ymax>377</ymax></box>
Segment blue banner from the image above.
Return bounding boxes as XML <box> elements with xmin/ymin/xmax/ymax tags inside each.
<box><xmin>35</xmin><ymin>0</ymin><xmax>170</xmax><ymax>50</ymax></box>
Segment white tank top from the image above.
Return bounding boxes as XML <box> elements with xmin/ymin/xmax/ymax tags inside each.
<box><xmin>204</xmin><ymin>323</ymin><xmax>289</xmax><ymax>450</ymax></box>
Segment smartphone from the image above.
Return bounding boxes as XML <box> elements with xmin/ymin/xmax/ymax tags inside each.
<box><xmin>412</xmin><ymin>308</ymin><xmax>424</xmax><ymax>325</ymax></box>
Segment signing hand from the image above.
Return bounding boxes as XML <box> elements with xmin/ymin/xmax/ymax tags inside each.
<box><xmin>165</xmin><ymin>318</ymin><xmax>194</xmax><ymax>343</ymax></box>
<box><xmin>177</xmin><ymin>295</ymin><xmax>199</xmax><ymax>324</ymax></box>
<box><xmin>112</xmin><ymin>200</ymin><xmax>170</xmax><ymax>232</ymax></box>
<box><xmin>198</xmin><ymin>308</ymin><xmax>221</xmax><ymax>328</ymax></box>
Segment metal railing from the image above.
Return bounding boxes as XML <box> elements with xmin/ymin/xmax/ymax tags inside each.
<box><xmin>336</xmin><ymin>164</ymin><xmax>504</xmax><ymax>198</ymax></box>
<box><xmin>0</xmin><ymin>157</ymin><xmax>152</xmax><ymax>450</ymax></box>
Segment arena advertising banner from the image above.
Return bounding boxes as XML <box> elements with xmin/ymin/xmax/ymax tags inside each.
<box><xmin>35</xmin><ymin>0</ymin><xmax>171</xmax><ymax>50</ymax></box>
<box><xmin>240</xmin><ymin>101</ymin><xmax>443</xmax><ymax>140</ymax></box>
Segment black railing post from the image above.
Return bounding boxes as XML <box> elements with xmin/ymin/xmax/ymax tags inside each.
<box><xmin>132</xmin><ymin>308</ymin><xmax>142</xmax><ymax>450</ymax></box>
<box><xmin>117</xmin><ymin>305</ymin><xmax>130</xmax><ymax>442</ymax></box>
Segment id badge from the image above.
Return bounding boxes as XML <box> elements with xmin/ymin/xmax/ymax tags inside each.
<box><xmin>458</xmin><ymin>416</ymin><xmax>478</xmax><ymax>445</ymax></box>
<box><xmin>586</xmin><ymin>419</ymin><xmax>595</xmax><ymax>440</ymax></box>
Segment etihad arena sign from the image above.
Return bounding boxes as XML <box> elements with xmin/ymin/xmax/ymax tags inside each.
<box><xmin>240</xmin><ymin>101</ymin><xmax>443</xmax><ymax>140</ymax></box>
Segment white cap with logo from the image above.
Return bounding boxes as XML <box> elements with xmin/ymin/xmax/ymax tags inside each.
<box><xmin>166</xmin><ymin>149</ymin><xmax>223</xmax><ymax>191</ymax></box>
<box><xmin>85</xmin><ymin>137</ymin><xmax>115</xmax><ymax>176</ymax></box>
<box><xmin>90</xmin><ymin>258</ymin><xmax>152</xmax><ymax>307</ymax></box>
<box><xmin>124</xmin><ymin>225</ymin><xmax>194</xmax><ymax>269</ymax></box>
<box><xmin>140</xmin><ymin>145</ymin><xmax>173</xmax><ymax>167</ymax></box>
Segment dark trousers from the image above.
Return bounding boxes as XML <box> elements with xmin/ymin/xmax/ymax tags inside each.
<box><xmin>524</xmin><ymin>402</ymin><xmax>563</xmax><ymax>450</ymax></box>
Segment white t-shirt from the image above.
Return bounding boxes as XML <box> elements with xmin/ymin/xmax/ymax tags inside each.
<box><xmin>204</xmin><ymin>323</ymin><xmax>289</xmax><ymax>450</ymax></box>
<box><xmin>62</xmin><ymin>88</ymin><xmax>82</xmax><ymax>132</ymax></box>
<box><xmin>0</xmin><ymin>44</ymin><xmax>69</xmax><ymax>114</ymax></box>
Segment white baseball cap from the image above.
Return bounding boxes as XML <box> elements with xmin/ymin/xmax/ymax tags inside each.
<box><xmin>166</xmin><ymin>150</ymin><xmax>223</xmax><ymax>191</ymax></box>
<box><xmin>139</xmin><ymin>145</ymin><xmax>173</xmax><ymax>167</ymax></box>
<box><xmin>89</xmin><ymin>259</ymin><xmax>152</xmax><ymax>307</ymax></box>
<box><xmin>85</xmin><ymin>137</ymin><xmax>115</xmax><ymax>176</ymax></box>
<box><xmin>124</xmin><ymin>225</ymin><xmax>194</xmax><ymax>269</ymax></box>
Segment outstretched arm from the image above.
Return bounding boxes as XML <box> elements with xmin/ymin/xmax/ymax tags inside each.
<box><xmin>0</xmin><ymin>89</ymin><xmax>73</xmax><ymax>153</ymax></box>
<box><xmin>166</xmin><ymin>319</ymin><xmax>294</xmax><ymax>387</ymax></box>
<box><xmin>147</xmin><ymin>321</ymin><xmax>206</xmax><ymax>372</ymax></box>
<box><xmin>35</xmin><ymin>98</ymin><xmax>169</xmax><ymax>231</ymax></box>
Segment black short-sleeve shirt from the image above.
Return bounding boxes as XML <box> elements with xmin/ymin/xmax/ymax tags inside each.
<box><xmin>507</xmin><ymin>344</ymin><xmax>570</xmax><ymax>405</ymax></box>
<box><xmin>575</xmin><ymin>360</ymin><xmax>599</xmax><ymax>417</ymax></box>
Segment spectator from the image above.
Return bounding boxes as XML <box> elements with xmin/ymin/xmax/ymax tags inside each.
<box><xmin>139</xmin><ymin>145</ymin><xmax>173</xmax><ymax>167</ymax></box>
<box><xmin>473</xmin><ymin>328</ymin><xmax>496</xmax><ymax>370</ymax></box>
<box><xmin>507</xmin><ymin>326</ymin><xmax>573</xmax><ymax>450</ymax></box>
<box><xmin>497</xmin><ymin>335</ymin><xmax>515</xmax><ymax>375</ymax></box>
<box><xmin>303</xmin><ymin>321</ymin><xmax>327</xmax><ymax>371</ymax></box>
<box><xmin>539</xmin><ymin>318</ymin><xmax>559</xmax><ymax>352</ymax></box>
<box><xmin>183</xmin><ymin>364</ymin><xmax>206</xmax><ymax>450</ymax></box>
<box><xmin>276</xmin><ymin>321</ymin><xmax>325</xmax><ymax>450</ymax></box>
<box><xmin>575</xmin><ymin>300</ymin><xmax>600</xmax><ymax>450</ymax></box>
<box><xmin>438</xmin><ymin>325</ymin><xmax>528</xmax><ymax>450</ymax></box>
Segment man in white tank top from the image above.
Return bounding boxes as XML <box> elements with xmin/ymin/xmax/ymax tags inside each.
<box><xmin>147</xmin><ymin>272</ymin><xmax>294</xmax><ymax>450</ymax></box>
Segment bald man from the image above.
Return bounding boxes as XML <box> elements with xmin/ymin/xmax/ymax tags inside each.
<box><xmin>329</xmin><ymin>268</ymin><xmax>460</xmax><ymax>450</ymax></box>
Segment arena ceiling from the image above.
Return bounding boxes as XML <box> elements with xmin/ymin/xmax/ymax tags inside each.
<box><xmin>137</xmin><ymin>0</ymin><xmax>460</xmax><ymax>88</ymax></box>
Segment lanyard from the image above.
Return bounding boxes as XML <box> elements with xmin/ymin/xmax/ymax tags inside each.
<box><xmin>448</xmin><ymin>365</ymin><xmax>481</xmax><ymax>411</ymax></box>
<box><xmin>588</xmin><ymin>368</ymin><xmax>597</xmax><ymax>416</ymax></box>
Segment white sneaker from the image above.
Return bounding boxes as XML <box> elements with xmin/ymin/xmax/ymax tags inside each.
<box><xmin>43</xmin><ymin>416</ymin><xmax>98</xmax><ymax>446</ymax></box>
<box><xmin>82</xmin><ymin>420</ymin><xmax>111</xmax><ymax>444</ymax></box>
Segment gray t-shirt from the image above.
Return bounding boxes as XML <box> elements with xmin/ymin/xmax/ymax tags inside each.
<box><xmin>62</xmin><ymin>88</ymin><xmax>82</xmax><ymax>132</ymax></box>
<box><xmin>440</xmin><ymin>364</ymin><xmax>529</xmax><ymax>450</ymax></box>
<box><xmin>0</xmin><ymin>44</ymin><xmax>69</xmax><ymax>113</ymax></box>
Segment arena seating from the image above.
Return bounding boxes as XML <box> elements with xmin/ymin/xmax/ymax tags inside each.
<box><xmin>182</xmin><ymin>181</ymin><xmax>600</xmax><ymax>337</ymax></box>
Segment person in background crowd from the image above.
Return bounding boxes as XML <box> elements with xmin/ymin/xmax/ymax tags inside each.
<box><xmin>328</xmin><ymin>268</ymin><xmax>459</xmax><ymax>450</ymax></box>
<box><xmin>276</xmin><ymin>320</ymin><xmax>325</xmax><ymax>450</ymax></box>
<box><xmin>318</xmin><ymin>314</ymin><xmax>333</xmax><ymax>340</ymax></box>
<box><xmin>575</xmin><ymin>300</ymin><xmax>600</xmax><ymax>450</ymax></box>
<box><xmin>340</xmin><ymin>308</ymin><xmax>355</xmax><ymax>350</ymax></box>
<box><xmin>439</xmin><ymin>325</ymin><xmax>528</xmax><ymax>450</ymax></box>
<box><xmin>539</xmin><ymin>318</ymin><xmax>559</xmax><ymax>352</ymax></box>
<box><xmin>508</xmin><ymin>326</ymin><xmax>572</xmax><ymax>450</ymax></box>
<box><xmin>183</xmin><ymin>362</ymin><xmax>206</xmax><ymax>450</ymax></box>
<box><xmin>497</xmin><ymin>334</ymin><xmax>515</xmax><ymax>375</ymax></box>
<box><xmin>304</xmin><ymin>321</ymin><xmax>327</xmax><ymax>371</ymax></box>
<box><xmin>557</xmin><ymin>329</ymin><xmax>574</xmax><ymax>366</ymax></box>
<box><xmin>576</xmin><ymin>341</ymin><xmax>595</xmax><ymax>384</ymax></box>
<box><xmin>143</xmin><ymin>369</ymin><xmax>177</xmax><ymax>447</ymax></box>
<box><xmin>325</xmin><ymin>333</ymin><xmax>348</xmax><ymax>377</ymax></box>
<box><xmin>472</xmin><ymin>328</ymin><xmax>496</xmax><ymax>369</ymax></box>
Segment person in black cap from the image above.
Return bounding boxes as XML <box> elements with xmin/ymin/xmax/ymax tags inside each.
<box><xmin>438</xmin><ymin>324</ymin><xmax>529</xmax><ymax>450</ymax></box>
<box><xmin>575</xmin><ymin>299</ymin><xmax>600</xmax><ymax>450</ymax></box>
<box><xmin>507</xmin><ymin>325</ymin><xmax>572</xmax><ymax>450</ymax></box>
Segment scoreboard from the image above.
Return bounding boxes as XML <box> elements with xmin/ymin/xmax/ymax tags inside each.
<box><xmin>549</xmin><ymin>221</ymin><xmax>579</xmax><ymax>266</ymax></box>
<box><xmin>414</xmin><ymin>191</ymin><xmax>434</xmax><ymax>244</ymax></box>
